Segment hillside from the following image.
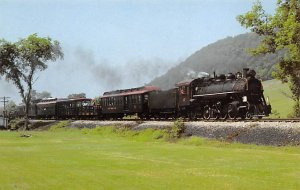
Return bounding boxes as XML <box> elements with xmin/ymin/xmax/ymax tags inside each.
<box><xmin>263</xmin><ymin>79</ymin><xmax>294</xmax><ymax>118</ymax></box>
<box><xmin>150</xmin><ymin>33</ymin><xmax>284</xmax><ymax>89</ymax></box>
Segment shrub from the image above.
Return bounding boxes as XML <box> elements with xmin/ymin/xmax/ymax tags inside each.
<box><xmin>8</xmin><ymin>118</ymin><xmax>26</xmax><ymax>130</ymax></box>
<box><xmin>168</xmin><ymin>118</ymin><xmax>185</xmax><ymax>139</ymax></box>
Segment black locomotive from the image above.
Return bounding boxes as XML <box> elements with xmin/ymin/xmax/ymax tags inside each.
<box><xmin>15</xmin><ymin>68</ymin><xmax>271</xmax><ymax>120</ymax></box>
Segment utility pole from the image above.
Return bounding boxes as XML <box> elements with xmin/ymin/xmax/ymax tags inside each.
<box><xmin>0</xmin><ymin>96</ymin><xmax>10</xmax><ymax>129</ymax></box>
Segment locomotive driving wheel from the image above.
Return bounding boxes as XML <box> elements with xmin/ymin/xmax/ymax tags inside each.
<box><xmin>227</xmin><ymin>103</ymin><xmax>237</xmax><ymax>120</ymax></box>
<box><xmin>203</xmin><ymin>106</ymin><xmax>210</xmax><ymax>120</ymax></box>
<box><xmin>219</xmin><ymin>106</ymin><xmax>228</xmax><ymax>120</ymax></box>
<box><xmin>210</xmin><ymin>105</ymin><xmax>219</xmax><ymax>120</ymax></box>
<box><xmin>189</xmin><ymin>111</ymin><xmax>197</xmax><ymax>120</ymax></box>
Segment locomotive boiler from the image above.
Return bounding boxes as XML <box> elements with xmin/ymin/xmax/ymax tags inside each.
<box><xmin>189</xmin><ymin>68</ymin><xmax>271</xmax><ymax>119</ymax></box>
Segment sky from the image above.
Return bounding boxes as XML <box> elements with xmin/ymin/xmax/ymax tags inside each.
<box><xmin>0</xmin><ymin>0</ymin><xmax>277</xmax><ymax>103</ymax></box>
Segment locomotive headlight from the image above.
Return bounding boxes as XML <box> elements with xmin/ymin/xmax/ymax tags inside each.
<box><xmin>242</xmin><ymin>96</ymin><xmax>247</xmax><ymax>102</ymax></box>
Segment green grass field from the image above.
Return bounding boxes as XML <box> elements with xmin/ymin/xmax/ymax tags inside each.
<box><xmin>263</xmin><ymin>79</ymin><xmax>294</xmax><ymax>118</ymax></box>
<box><xmin>0</xmin><ymin>126</ymin><xmax>299</xmax><ymax>190</ymax></box>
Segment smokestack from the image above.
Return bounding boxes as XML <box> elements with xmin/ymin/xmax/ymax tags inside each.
<box><xmin>243</xmin><ymin>68</ymin><xmax>249</xmax><ymax>78</ymax></box>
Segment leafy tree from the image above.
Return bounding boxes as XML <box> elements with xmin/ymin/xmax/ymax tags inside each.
<box><xmin>6</xmin><ymin>100</ymin><xmax>17</xmax><ymax>114</ymax></box>
<box><xmin>0</xmin><ymin>100</ymin><xmax>16</xmax><ymax>117</ymax></box>
<box><xmin>31</xmin><ymin>90</ymin><xmax>52</xmax><ymax>101</ymax></box>
<box><xmin>237</xmin><ymin>0</ymin><xmax>300</xmax><ymax>117</ymax></box>
<box><xmin>92</xmin><ymin>96</ymin><xmax>101</xmax><ymax>105</ymax></box>
<box><xmin>0</xmin><ymin>34</ymin><xmax>63</xmax><ymax>129</ymax></box>
<box><xmin>67</xmin><ymin>93</ymin><xmax>86</xmax><ymax>99</ymax></box>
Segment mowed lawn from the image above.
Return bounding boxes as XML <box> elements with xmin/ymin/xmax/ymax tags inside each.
<box><xmin>0</xmin><ymin>128</ymin><xmax>299</xmax><ymax>190</ymax></box>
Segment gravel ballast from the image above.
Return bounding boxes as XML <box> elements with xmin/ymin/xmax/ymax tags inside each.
<box><xmin>70</xmin><ymin>120</ymin><xmax>300</xmax><ymax>146</ymax></box>
<box><xmin>185</xmin><ymin>122</ymin><xmax>300</xmax><ymax>146</ymax></box>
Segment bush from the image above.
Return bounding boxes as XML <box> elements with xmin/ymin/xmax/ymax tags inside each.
<box><xmin>8</xmin><ymin>118</ymin><xmax>26</xmax><ymax>130</ymax></box>
<box><xmin>168</xmin><ymin>118</ymin><xmax>185</xmax><ymax>139</ymax></box>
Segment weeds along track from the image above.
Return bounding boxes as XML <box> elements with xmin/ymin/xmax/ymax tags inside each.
<box><xmin>27</xmin><ymin>119</ymin><xmax>300</xmax><ymax>145</ymax></box>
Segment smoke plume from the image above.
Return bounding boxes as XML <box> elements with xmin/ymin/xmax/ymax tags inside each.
<box><xmin>74</xmin><ymin>48</ymin><xmax>177</xmax><ymax>91</ymax></box>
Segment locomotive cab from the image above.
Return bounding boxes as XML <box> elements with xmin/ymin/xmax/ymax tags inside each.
<box><xmin>244</xmin><ymin>69</ymin><xmax>271</xmax><ymax>118</ymax></box>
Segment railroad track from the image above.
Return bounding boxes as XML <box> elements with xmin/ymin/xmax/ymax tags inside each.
<box><xmin>131</xmin><ymin>118</ymin><xmax>300</xmax><ymax>123</ymax></box>
<box><xmin>259</xmin><ymin>118</ymin><xmax>300</xmax><ymax>123</ymax></box>
<box><xmin>100</xmin><ymin>118</ymin><xmax>300</xmax><ymax>123</ymax></box>
<box><xmin>30</xmin><ymin>118</ymin><xmax>300</xmax><ymax>123</ymax></box>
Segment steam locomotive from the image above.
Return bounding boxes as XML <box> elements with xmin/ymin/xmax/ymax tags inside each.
<box><xmin>15</xmin><ymin>68</ymin><xmax>271</xmax><ymax>120</ymax></box>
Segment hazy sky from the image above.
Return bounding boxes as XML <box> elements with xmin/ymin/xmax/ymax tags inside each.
<box><xmin>0</xmin><ymin>0</ymin><xmax>276</xmax><ymax>103</ymax></box>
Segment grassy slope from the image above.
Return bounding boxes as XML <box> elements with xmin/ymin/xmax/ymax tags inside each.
<box><xmin>263</xmin><ymin>79</ymin><xmax>294</xmax><ymax>118</ymax></box>
<box><xmin>0</xmin><ymin>127</ymin><xmax>299</xmax><ymax>190</ymax></box>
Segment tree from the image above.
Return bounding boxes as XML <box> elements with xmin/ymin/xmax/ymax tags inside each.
<box><xmin>0</xmin><ymin>100</ymin><xmax>16</xmax><ymax>117</ymax></box>
<box><xmin>6</xmin><ymin>100</ymin><xmax>17</xmax><ymax>114</ymax></box>
<box><xmin>237</xmin><ymin>0</ymin><xmax>300</xmax><ymax>117</ymax></box>
<box><xmin>67</xmin><ymin>93</ymin><xmax>86</xmax><ymax>99</ymax></box>
<box><xmin>0</xmin><ymin>34</ymin><xmax>63</xmax><ymax>129</ymax></box>
<box><xmin>31</xmin><ymin>90</ymin><xmax>52</xmax><ymax>101</ymax></box>
<box><xmin>92</xmin><ymin>96</ymin><xmax>101</xmax><ymax>105</ymax></box>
